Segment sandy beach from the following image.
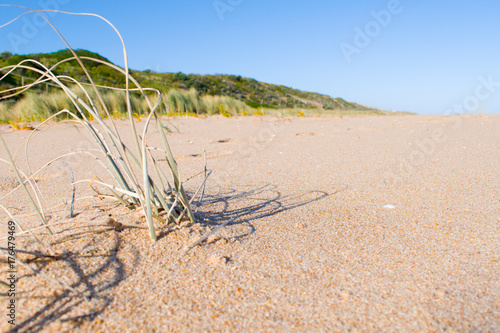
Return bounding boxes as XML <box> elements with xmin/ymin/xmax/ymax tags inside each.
<box><xmin>1</xmin><ymin>113</ymin><xmax>499</xmax><ymax>332</ymax></box>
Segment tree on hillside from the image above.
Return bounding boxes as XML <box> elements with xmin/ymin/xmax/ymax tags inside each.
<box><xmin>1</xmin><ymin>51</ymin><xmax>12</xmax><ymax>60</ymax></box>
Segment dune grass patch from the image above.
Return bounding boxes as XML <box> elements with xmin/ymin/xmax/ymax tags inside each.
<box><xmin>0</xmin><ymin>6</ymin><xmax>203</xmax><ymax>250</ymax></box>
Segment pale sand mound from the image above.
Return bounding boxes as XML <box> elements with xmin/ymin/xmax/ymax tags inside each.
<box><xmin>1</xmin><ymin>114</ymin><xmax>499</xmax><ymax>332</ymax></box>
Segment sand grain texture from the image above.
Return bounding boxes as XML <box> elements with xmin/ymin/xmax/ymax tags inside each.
<box><xmin>1</xmin><ymin>114</ymin><xmax>499</xmax><ymax>332</ymax></box>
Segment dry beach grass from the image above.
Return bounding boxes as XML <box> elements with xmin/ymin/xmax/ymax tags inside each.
<box><xmin>0</xmin><ymin>114</ymin><xmax>499</xmax><ymax>332</ymax></box>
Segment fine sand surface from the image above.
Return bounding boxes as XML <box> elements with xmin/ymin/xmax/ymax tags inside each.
<box><xmin>0</xmin><ymin>114</ymin><xmax>499</xmax><ymax>332</ymax></box>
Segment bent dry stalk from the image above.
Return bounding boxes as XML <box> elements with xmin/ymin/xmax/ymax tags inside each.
<box><xmin>0</xmin><ymin>6</ymin><xmax>197</xmax><ymax>242</ymax></box>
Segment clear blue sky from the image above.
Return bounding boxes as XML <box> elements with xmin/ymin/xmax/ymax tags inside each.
<box><xmin>1</xmin><ymin>0</ymin><xmax>499</xmax><ymax>114</ymax></box>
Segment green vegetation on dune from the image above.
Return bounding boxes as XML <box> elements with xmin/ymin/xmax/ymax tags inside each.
<box><xmin>135</xmin><ymin>71</ymin><xmax>369</xmax><ymax>111</ymax></box>
<box><xmin>0</xmin><ymin>49</ymin><xmax>396</xmax><ymax>122</ymax></box>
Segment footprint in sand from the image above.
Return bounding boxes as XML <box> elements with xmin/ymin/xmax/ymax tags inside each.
<box><xmin>210</xmin><ymin>138</ymin><xmax>233</xmax><ymax>144</ymax></box>
<box><xmin>295</xmin><ymin>132</ymin><xmax>316</xmax><ymax>136</ymax></box>
<box><xmin>0</xmin><ymin>177</ymin><xmax>20</xmax><ymax>191</ymax></box>
<box><xmin>175</xmin><ymin>150</ymin><xmax>234</xmax><ymax>160</ymax></box>
<box><xmin>295</xmin><ymin>132</ymin><xmax>326</xmax><ymax>136</ymax></box>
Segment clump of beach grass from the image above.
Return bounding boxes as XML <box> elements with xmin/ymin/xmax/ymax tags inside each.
<box><xmin>0</xmin><ymin>5</ymin><xmax>202</xmax><ymax>247</ymax></box>
<box><xmin>201</xmin><ymin>94</ymin><xmax>253</xmax><ymax>116</ymax></box>
<box><xmin>0</xmin><ymin>88</ymin><xmax>147</xmax><ymax>122</ymax></box>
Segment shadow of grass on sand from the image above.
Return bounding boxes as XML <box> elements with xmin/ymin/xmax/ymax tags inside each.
<box><xmin>190</xmin><ymin>183</ymin><xmax>331</xmax><ymax>243</ymax></box>
<box><xmin>11</xmin><ymin>235</ymin><xmax>139</xmax><ymax>332</ymax></box>
<box><xmin>9</xmin><ymin>184</ymin><xmax>329</xmax><ymax>331</ymax></box>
